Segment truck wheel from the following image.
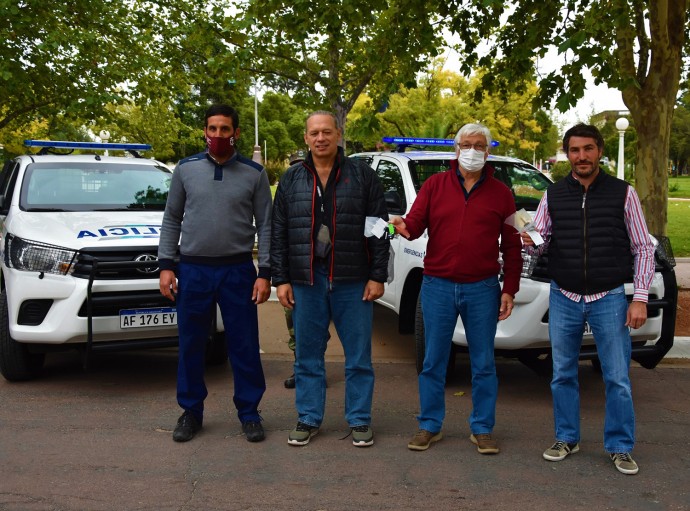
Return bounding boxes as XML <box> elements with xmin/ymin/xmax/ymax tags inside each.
<box><xmin>0</xmin><ymin>291</ymin><xmax>45</xmax><ymax>381</ymax></box>
<box><xmin>414</xmin><ymin>294</ymin><xmax>457</xmax><ymax>378</ymax></box>
<box><xmin>205</xmin><ymin>331</ymin><xmax>228</xmax><ymax>366</ymax></box>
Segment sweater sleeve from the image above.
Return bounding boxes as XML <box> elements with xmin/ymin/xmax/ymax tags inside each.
<box><xmin>499</xmin><ymin>187</ymin><xmax>522</xmax><ymax>297</ymax></box>
<box><xmin>364</xmin><ymin>166</ymin><xmax>390</xmax><ymax>283</ymax></box>
<box><xmin>253</xmin><ymin>168</ymin><xmax>273</xmax><ymax>280</ymax></box>
<box><xmin>402</xmin><ymin>176</ymin><xmax>433</xmax><ymax>240</ymax></box>
<box><xmin>157</xmin><ymin>164</ymin><xmax>185</xmax><ymax>271</ymax></box>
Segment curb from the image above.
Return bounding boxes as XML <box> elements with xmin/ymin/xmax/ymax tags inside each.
<box><xmin>665</xmin><ymin>336</ymin><xmax>690</xmax><ymax>360</ymax></box>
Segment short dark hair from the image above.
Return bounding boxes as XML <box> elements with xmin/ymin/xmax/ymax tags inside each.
<box><xmin>205</xmin><ymin>104</ymin><xmax>239</xmax><ymax>130</ymax></box>
<box><xmin>563</xmin><ymin>123</ymin><xmax>604</xmax><ymax>152</ymax></box>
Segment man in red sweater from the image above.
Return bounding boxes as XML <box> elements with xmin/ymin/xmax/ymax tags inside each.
<box><xmin>391</xmin><ymin>123</ymin><xmax>522</xmax><ymax>454</ymax></box>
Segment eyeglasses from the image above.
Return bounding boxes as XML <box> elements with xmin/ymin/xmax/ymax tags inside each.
<box><xmin>459</xmin><ymin>143</ymin><xmax>487</xmax><ymax>151</ymax></box>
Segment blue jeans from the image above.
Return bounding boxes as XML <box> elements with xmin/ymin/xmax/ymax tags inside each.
<box><xmin>549</xmin><ymin>282</ymin><xmax>635</xmax><ymax>453</ymax></box>
<box><xmin>176</xmin><ymin>261</ymin><xmax>266</xmax><ymax>424</ymax></box>
<box><xmin>291</xmin><ymin>263</ymin><xmax>374</xmax><ymax>428</ymax></box>
<box><xmin>418</xmin><ymin>275</ymin><xmax>500</xmax><ymax>434</ymax></box>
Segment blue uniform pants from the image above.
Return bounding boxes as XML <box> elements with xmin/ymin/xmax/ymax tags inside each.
<box><xmin>176</xmin><ymin>261</ymin><xmax>265</xmax><ymax>424</ymax></box>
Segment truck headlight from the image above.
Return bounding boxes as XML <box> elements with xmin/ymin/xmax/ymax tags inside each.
<box><xmin>4</xmin><ymin>234</ymin><xmax>77</xmax><ymax>275</ymax></box>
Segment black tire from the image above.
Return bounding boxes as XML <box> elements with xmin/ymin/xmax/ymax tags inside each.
<box><xmin>414</xmin><ymin>293</ymin><xmax>457</xmax><ymax>378</ymax></box>
<box><xmin>205</xmin><ymin>330</ymin><xmax>228</xmax><ymax>366</ymax></box>
<box><xmin>0</xmin><ymin>291</ymin><xmax>45</xmax><ymax>381</ymax></box>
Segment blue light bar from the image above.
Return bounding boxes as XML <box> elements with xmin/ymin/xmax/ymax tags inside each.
<box><xmin>382</xmin><ymin>137</ymin><xmax>454</xmax><ymax>146</ymax></box>
<box><xmin>24</xmin><ymin>140</ymin><xmax>152</xmax><ymax>151</ymax></box>
<box><xmin>382</xmin><ymin>137</ymin><xmax>500</xmax><ymax>147</ymax></box>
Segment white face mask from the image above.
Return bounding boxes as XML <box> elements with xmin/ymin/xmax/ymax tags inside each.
<box><xmin>458</xmin><ymin>148</ymin><xmax>486</xmax><ymax>173</ymax></box>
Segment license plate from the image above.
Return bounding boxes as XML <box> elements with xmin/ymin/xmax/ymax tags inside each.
<box><xmin>120</xmin><ymin>307</ymin><xmax>177</xmax><ymax>329</ymax></box>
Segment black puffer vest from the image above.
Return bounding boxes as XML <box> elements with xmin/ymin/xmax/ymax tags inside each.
<box><xmin>547</xmin><ymin>171</ymin><xmax>633</xmax><ymax>295</ymax></box>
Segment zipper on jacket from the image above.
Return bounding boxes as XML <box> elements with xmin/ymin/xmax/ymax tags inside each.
<box><xmin>309</xmin><ymin>175</ymin><xmax>317</xmax><ymax>286</ymax></box>
<box><xmin>582</xmin><ymin>188</ymin><xmax>588</xmax><ymax>294</ymax></box>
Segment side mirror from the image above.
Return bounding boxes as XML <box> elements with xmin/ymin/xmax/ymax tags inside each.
<box><xmin>384</xmin><ymin>190</ymin><xmax>405</xmax><ymax>214</ymax></box>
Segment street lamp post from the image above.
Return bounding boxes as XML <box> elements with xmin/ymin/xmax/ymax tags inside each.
<box><xmin>615</xmin><ymin>117</ymin><xmax>629</xmax><ymax>181</ymax></box>
<box><xmin>252</xmin><ymin>80</ymin><xmax>262</xmax><ymax>164</ymax></box>
<box><xmin>99</xmin><ymin>130</ymin><xmax>110</xmax><ymax>157</ymax></box>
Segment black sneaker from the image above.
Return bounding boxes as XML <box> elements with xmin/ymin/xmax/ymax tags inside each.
<box><xmin>284</xmin><ymin>373</ymin><xmax>295</xmax><ymax>389</ymax></box>
<box><xmin>242</xmin><ymin>421</ymin><xmax>265</xmax><ymax>442</ymax></box>
<box><xmin>173</xmin><ymin>411</ymin><xmax>201</xmax><ymax>442</ymax></box>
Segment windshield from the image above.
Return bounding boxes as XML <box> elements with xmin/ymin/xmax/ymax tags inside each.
<box><xmin>20</xmin><ymin>162</ymin><xmax>172</xmax><ymax>212</ymax></box>
<box><xmin>408</xmin><ymin>158</ymin><xmax>551</xmax><ymax>211</ymax></box>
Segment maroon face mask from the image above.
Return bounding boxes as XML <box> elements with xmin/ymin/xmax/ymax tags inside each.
<box><xmin>206</xmin><ymin>135</ymin><xmax>235</xmax><ymax>158</ymax></box>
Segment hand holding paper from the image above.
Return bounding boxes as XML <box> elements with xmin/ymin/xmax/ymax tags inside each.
<box><xmin>506</xmin><ymin>208</ymin><xmax>544</xmax><ymax>246</ymax></box>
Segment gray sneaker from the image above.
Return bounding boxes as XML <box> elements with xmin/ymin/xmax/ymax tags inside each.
<box><xmin>610</xmin><ymin>452</ymin><xmax>639</xmax><ymax>475</ymax></box>
<box><xmin>351</xmin><ymin>425</ymin><xmax>374</xmax><ymax>447</ymax></box>
<box><xmin>288</xmin><ymin>422</ymin><xmax>319</xmax><ymax>446</ymax></box>
<box><xmin>543</xmin><ymin>441</ymin><xmax>580</xmax><ymax>461</ymax></box>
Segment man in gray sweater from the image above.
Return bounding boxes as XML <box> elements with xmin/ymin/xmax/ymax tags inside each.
<box><xmin>158</xmin><ymin>104</ymin><xmax>272</xmax><ymax>443</ymax></box>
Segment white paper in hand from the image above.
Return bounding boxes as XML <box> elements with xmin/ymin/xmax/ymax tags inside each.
<box><xmin>365</xmin><ymin>217</ymin><xmax>389</xmax><ymax>238</ymax></box>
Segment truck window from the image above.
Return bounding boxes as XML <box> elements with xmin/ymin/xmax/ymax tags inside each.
<box><xmin>375</xmin><ymin>159</ymin><xmax>407</xmax><ymax>214</ymax></box>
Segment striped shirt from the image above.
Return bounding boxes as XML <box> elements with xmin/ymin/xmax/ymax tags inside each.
<box><xmin>528</xmin><ymin>186</ymin><xmax>655</xmax><ymax>303</ymax></box>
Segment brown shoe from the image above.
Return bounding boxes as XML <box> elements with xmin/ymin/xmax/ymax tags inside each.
<box><xmin>470</xmin><ymin>433</ymin><xmax>500</xmax><ymax>454</ymax></box>
<box><xmin>408</xmin><ymin>429</ymin><xmax>443</xmax><ymax>451</ymax></box>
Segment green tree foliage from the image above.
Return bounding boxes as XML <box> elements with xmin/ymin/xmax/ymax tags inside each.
<box><xmin>97</xmin><ymin>100</ymin><xmax>189</xmax><ymax>163</ymax></box>
<box><xmin>670</xmin><ymin>92</ymin><xmax>690</xmax><ymax>176</ymax></box>
<box><xmin>550</xmin><ymin>161</ymin><xmax>572</xmax><ymax>182</ymax></box>
<box><xmin>435</xmin><ymin>0</ymin><xmax>688</xmax><ymax>235</ymax></box>
<box><xmin>0</xmin><ymin>0</ymin><xmax>164</xmax><ymax>130</ymax></box>
<box><xmin>258</xmin><ymin>92</ymin><xmax>308</xmax><ymax>160</ymax></box>
<box><xmin>347</xmin><ymin>68</ymin><xmax>558</xmax><ymax>162</ymax></box>
<box><xmin>237</xmin><ymin>0</ymin><xmax>444</xmax><ymax>144</ymax></box>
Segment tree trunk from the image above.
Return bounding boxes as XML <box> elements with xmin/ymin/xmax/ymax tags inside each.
<box><xmin>333</xmin><ymin>102</ymin><xmax>349</xmax><ymax>152</ymax></box>
<box><xmin>627</xmin><ymin>101</ymin><xmax>672</xmax><ymax>236</ymax></box>
<box><xmin>618</xmin><ymin>0</ymin><xmax>686</xmax><ymax>237</ymax></box>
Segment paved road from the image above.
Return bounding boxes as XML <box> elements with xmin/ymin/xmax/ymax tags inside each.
<box><xmin>1</xmin><ymin>262</ymin><xmax>687</xmax><ymax>511</ymax></box>
<box><xmin>1</xmin><ymin>352</ymin><xmax>688</xmax><ymax>511</ymax></box>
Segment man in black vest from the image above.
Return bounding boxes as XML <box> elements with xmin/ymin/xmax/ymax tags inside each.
<box><xmin>522</xmin><ymin>123</ymin><xmax>655</xmax><ymax>475</ymax></box>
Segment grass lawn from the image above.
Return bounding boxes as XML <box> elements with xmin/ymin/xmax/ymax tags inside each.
<box><xmin>667</xmin><ymin>177</ymin><xmax>690</xmax><ymax>257</ymax></box>
<box><xmin>668</xmin><ymin>175</ymin><xmax>690</xmax><ymax>199</ymax></box>
<box><xmin>667</xmin><ymin>199</ymin><xmax>690</xmax><ymax>257</ymax></box>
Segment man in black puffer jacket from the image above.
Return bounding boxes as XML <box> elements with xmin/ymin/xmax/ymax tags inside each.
<box><xmin>271</xmin><ymin>111</ymin><xmax>389</xmax><ymax>448</ymax></box>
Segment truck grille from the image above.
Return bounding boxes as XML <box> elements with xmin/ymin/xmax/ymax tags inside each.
<box><xmin>72</xmin><ymin>246</ymin><xmax>162</xmax><ymax>280</ymax></box>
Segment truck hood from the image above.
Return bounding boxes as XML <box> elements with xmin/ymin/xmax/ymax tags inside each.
<box><xmin>6</xmin><ymin>210</ymin><xmax>166</xmax><ymax>250</ymax></box>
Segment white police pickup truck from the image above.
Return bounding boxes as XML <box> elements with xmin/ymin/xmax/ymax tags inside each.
<box><xmin>0</xmin><ymin>141</ymin><xmax>226</xmax><ymax>381</ymax></box>
<box><xmin>352</xmin><ymin>138</ymin><xmax>677</xmax><ymax>374</ymax></box>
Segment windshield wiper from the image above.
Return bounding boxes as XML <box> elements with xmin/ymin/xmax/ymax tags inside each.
<box><xmin>24</xmin><ymin>207</ymin><xmax>67</xmax><ymax>212</ymax></box>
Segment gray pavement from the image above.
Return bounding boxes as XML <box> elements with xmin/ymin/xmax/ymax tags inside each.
<box><xmin>0</xmin><ymin>262</ymin><xmax>688</xmax><ymax>511</ymax></box>
<box><xmin>1</xmin><ymin>353</ymin><xmax>689</xmax><ymax>511</ymax></box>
<box><xmin>674</xmin><ymin>257</ymin><xmax>690</xmax><ymax>290</ymax></box>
